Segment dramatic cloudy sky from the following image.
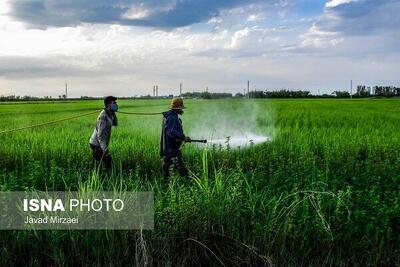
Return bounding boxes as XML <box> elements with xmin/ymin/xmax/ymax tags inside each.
<box><xmin>0</xmin><ymin>0</ymin><xmax>399</xmax><ymax>97</ymax></box>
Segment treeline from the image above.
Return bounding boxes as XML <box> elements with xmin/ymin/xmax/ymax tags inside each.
<box><xmin>183</xmin><ymin>88</ymin><xmax>400</xmax><ymax>99</ymax></box>
<box><xmin>2</xmin><ymin>87</ymin><xmax>399</xmax><ymax>101</ymax></box>
<box><xmin>361</xmin><ymin>86</ymin><xmax>400</xmax><ymax>97</ymax></box>
<box><xmin>181</xmin><ymin>92</ymin><xmax>233</xmax><ymax>99</ymax></box>
<box><xmin>247</xmin><ymin>90</ymin><xmax>352</xmax><ymax>98</ymax></box>
<box><xmin>182</xmin><ymin>90</ymin><xmax>351</xmax><ymax>99</ymax></box>
<box><xmin>250</xmin><ymin>90</ymin><xmax>311</xmax><ymax>98</ymax></box>
<box><xmin>0</xmin><ymin>95</ymin><xmax>49</xmax><ymax>102</ymax></box>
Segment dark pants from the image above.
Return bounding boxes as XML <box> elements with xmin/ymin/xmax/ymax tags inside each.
<box><xmin>162</xmin><ymin>151</ymin><xmax>188</xmax><ymax>179</ymax></box>
<box><xmin>90</xmin><ymin>144</ymin><xmax>112</xmax><ymax>170</ymax></box>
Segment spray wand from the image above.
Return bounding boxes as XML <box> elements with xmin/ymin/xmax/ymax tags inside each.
<box><xmin>186</xmin><ymin>139</ymin><xmax>207</xmax><ymax>143</ymax></box>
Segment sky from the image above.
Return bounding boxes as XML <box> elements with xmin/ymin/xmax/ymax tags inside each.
<box><xmin>0</xmin><ymin>0</ymin><xmax>399</xmax><ymax>97</ymax></box>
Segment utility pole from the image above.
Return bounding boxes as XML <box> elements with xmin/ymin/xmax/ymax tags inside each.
<box><xmin>350</xmin><ymin>80</ymin><xmax>353</xmax><ymax>99</ymax></box>
<box><xmin>179</xmin><ymin>83</ymin><xmax>182</xmax><ymax>96</ymax></box>
<box><xmin>156</xmin><ymin>85</ymin><xmax>159</xmax><ymax>97</ymax></box>
<box><xmin>247</xmin><ymin>80</ymin><xmax>250</xmax><ymax>99</ymax></box>
<box><xmin>65</xmin><ymin>83</ymin><xmax>68</xmax><ymax>99</ymax></box>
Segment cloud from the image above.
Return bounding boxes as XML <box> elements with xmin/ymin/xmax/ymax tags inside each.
<box><xmin>300</xmin><ymin>0</ymin><xmax>400</xmax><ymax>51</ymax></box>
<box><xmin>8</xmin><ymin>0</ymin><xmax>262</xmax><ymax>29</ymax></box>
<box><xmin>325</xmin><ymin>0</ymin><xmax>358</xmax><ymax>8</ymax></box>
<box><xmin>247</xmin><ymin>13</ymin><xmax>265</xmax><ymax>22</ymax></box>
<box><xmin>319</xmin><ymin>0</ymin><xmax>400</xmax><ymax>35</ymax></box>
<box><xmin>207</xmin><ymin>17</ymin><xmax>223</xmax><ymax>25</ymax></box>
<box><xmin>228</xmin><ymin>27</ymin><xmax>277</xmax><ymax>50</ymax></box>
<box><xmin>300</xmin><ymin>24</ymin><xmax>343</xmax><ymax>49</ymax></box>
<box><xmin>1</xmin><ymin>0</ymin><xmax>399</xmax><ymax>97</ymax></box>
<box><xmin>0</xmin><ymin>55</ymin><xmax>98</xmax><ymax>78</ymax></box>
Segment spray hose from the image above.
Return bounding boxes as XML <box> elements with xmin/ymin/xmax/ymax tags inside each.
<box><xmin>117</xmin><ymin>111</ymin><xmax>162</xmax><ymax>115</ymax></box>
<box><xmin>0</xmin><ymin>110</ymin><xmax>100</xmax><ymax>135</ymax></box>
<box><xmin>0</xmin><ymin>110</ymin><xmax>208</xmax><ymax>145</ymax></box>
<box><xmin>0</xmin><ymin>109</ymin><xmax>162</xmax><ymax>135</ymax></box>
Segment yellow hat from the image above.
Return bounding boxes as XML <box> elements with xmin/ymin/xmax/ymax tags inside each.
<box><xmin>170</xmin><ymin>97</ymin><xmax>185</xmax><ymax>110</ymax></box>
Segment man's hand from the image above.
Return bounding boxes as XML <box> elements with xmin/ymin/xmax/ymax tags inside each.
<box><xmin>184</xmin><ymin>136</ymin><xmax>192</xmax><ymax>142</ymax></box>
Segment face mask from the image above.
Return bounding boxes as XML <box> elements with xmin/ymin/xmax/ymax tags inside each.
<box><xmin>110</xmin><ymin>103</ymin><xmax>119</xmax><ymax>112</ymax></box>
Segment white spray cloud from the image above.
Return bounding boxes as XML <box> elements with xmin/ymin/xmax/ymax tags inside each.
<box><xmin>185</xmin><ymin>100</ymin><xmax>274</xmax><ymax>148</ymax></box>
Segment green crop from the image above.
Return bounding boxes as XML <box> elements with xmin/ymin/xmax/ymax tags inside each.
<box><xmin>0</xmin><ymin>98</ymin><xmax>399</xmax><ymax>266</ymax></box>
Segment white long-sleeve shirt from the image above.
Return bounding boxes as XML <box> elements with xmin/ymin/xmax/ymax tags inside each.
<box><xmin>89</xmin><ymin>110</ymin><xmax>114</xmax><ymax>152</ymax></box>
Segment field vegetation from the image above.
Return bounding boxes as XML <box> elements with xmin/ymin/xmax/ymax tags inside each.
<box><xmin>0</xmin><ymin>99</ymin><xmax>399</xmax><ymax>266</ymax></box>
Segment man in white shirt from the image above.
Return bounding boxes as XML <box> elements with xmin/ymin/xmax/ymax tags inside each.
<box><xmin>89</xmin><ymin>96</ymin><xmax>118</xmax><ymax>170</ymax></box>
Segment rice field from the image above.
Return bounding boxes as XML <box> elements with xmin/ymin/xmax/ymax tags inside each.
<box><xmin>0</xmin><ymin>98</ymin><xmax>399</xmax><ymax>266</ymax></box>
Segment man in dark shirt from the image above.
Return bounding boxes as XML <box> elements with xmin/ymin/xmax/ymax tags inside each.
<box><xmin>160</xmin><ymin>97</ymin><xmax>191</xmax><ymax>179</ymax></box>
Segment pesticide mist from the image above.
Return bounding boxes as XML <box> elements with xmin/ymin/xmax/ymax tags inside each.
<box><xmin>185</xmin><ymin>99</ymin><xmax>274</xmax><ymax>148</ymax></box>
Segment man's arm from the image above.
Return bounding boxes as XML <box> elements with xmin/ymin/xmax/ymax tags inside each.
<box><xmin>97</xmin><ymin>116</ymin><xmax>109</xmax><ymax>153</ymax></box>
<box><xmin>165</xmin><ymin>116</ymin><xmax>185</xmax><ymax>141</ymax></box>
